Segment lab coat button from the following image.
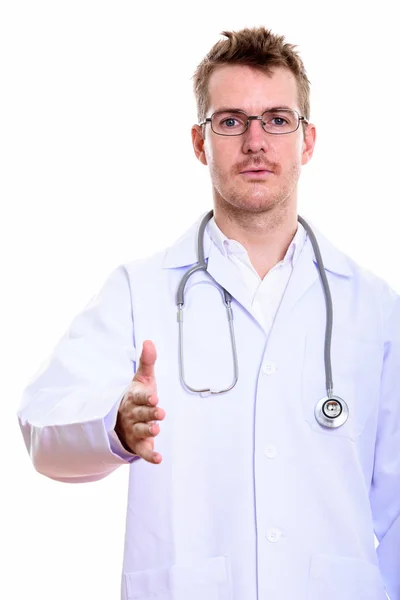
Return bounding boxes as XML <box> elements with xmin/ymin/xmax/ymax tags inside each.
<box><xmin>262</xmin><ymin>361</ymin><xmax>277</xmax><ymax>375</ymax></box>
<box><xmin>264</xmin><ymin>445</ymin><xmax>277</xmax><ymax>458</ymax></box>
<box><xmin>267</xmin><ymin>528</ymin><xmax>282</xmax><ymax>543</ymax></box>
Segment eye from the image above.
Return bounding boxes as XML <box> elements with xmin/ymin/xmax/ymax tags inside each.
<box><xmin>272</xmin><ymin>117</ymin><xmax>288</xmax><ymax>126</ymax></box>
<box><xmin>262</xmin><ymin>110</ymin><xmax>297</xmax><ymax>132</ymax></box>
<box><xmin>214</xmin><ymin>111</ymin><xmax>247</xmax><ymax>133</ymax></box>
<box><xmin>222</xmin><ymin>118</ymin><xmax>240</xmax><ymax>128</ymax></box>
<box><xmin>267</xmin><ymin>115</ymin><xmax>290</xmax><ymax>127</ymax></box>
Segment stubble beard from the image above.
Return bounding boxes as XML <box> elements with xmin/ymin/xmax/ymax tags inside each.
<box><xmin>212</xmin><ymin>162</ymin><xmax>300</xmax><ymax>218</ymax></box>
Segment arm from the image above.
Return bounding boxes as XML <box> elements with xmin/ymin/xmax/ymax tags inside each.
<box><xmin>370</xmin><ymin>288</ymin><xmax>400</xmax><ymax>599</ymax></box>
<box><xmin>17</xmin><ymin>265</ymin><xmax>140</xmax><ymax>484</ymax></box>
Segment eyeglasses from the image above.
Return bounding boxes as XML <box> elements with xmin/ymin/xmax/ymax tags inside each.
<box><xmin>199</xmin><ymin>108</ymin><xmax>309</xmax><ymax>136</ymax></box>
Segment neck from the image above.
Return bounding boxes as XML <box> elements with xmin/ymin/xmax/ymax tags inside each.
<box><xmin>213</xmin><ymin>201</ymin><xmax>298</xmax><ymax>279</ymax></box>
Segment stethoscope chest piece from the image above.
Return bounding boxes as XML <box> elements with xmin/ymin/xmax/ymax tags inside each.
<box><xmin>314</xmin><ymin>396</ymin><xmax>349</xmax><ymax>428</ymax></box>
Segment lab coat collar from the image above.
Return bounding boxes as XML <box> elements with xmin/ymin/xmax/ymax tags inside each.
<box><xmin>162</xmin><ymin>211</ymin><xmax>354</xmax><ymax>278</ymax></box>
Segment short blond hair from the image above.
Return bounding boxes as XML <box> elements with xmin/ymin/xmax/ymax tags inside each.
<box><xmin>193</xmin><ymin>27</ymin><xmax>311</xmax><ymax>123</ymax></box>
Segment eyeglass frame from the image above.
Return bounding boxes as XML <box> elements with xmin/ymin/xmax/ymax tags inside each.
<box><xmin>199</xmin><ymin>108</ymin><xmax>309</xmax><ymax>136</ymax></box>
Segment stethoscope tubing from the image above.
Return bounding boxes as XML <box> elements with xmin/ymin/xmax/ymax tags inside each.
<box><xmin>176</xmin><ymin>209</ymin><xmax>348</xmax><ymax>428</ymax></box>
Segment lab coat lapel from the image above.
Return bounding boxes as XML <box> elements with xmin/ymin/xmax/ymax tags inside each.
<box><xmin>268</xmin><ymin>222</ymin><xmax>354</xmax><ymax>336</ymax></box>
<box><xmin>205</xmin><ymin>241</ymin><xmax>265</xmax><ymax>329</ymax></box>
<box><xmin>270</xmin><ymin>237</ymin><xmax>319</xmax><ymax>334</ymax></box>
<box><xmin>162</xmin><ymin>214</ymin><xmax>267</xmax><ymax>331</ymax></box>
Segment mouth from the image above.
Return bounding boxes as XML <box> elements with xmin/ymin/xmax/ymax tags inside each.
<box><xmin>240</xmin><ymin>169</ymin><xmax>273</xmax><ymax>178</ymax></box>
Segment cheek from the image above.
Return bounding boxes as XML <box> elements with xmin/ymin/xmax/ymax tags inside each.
<box><xmin>206</xmin><ymin>140</ymin><xmax>235</xmax><ymax>173</ymax></box>
<box><xmin>201</xmin><ymin>134</ymin><xmax>214</xmax><ymax>166</ymax></box>
<box><xmin>277</xmin><ymin>141</ymin><xmax>303</xmax><ymax>171</ymax></box>
<box><xmin>279</xmin><ymin>132</ymin><xmax>303</xmax><ymax>154</ymax></box>
<box><xmin>293</xmin><ymin>134</ymin><xmax>306</xmax><ymax>159</ymax></box>
<box><xmin>204</xmin><ymin>142</ymin><xmax>213</xmax><ymax>166</ymax></box>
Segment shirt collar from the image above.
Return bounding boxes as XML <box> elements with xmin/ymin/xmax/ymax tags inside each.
<box><xmin>161</xmin><ymin>211</ymin><xmax>354</xmax><ymax>277</ymax></box>
<box><xmin>206</xmin><ymin>215</ymin><xmax>307</xmax><ymax>267</ymax></box>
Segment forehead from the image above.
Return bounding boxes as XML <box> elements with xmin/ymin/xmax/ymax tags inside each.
<box><xmin>207</xmin><ymin>64</ymin><xmax>299</xmax><ymax>113</ymax></box>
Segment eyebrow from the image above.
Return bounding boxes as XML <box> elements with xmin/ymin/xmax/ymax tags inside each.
<box><xmin>213</xmin><ymin>105</ymin><xmax>293</xmax><ymax>113</ymax></box>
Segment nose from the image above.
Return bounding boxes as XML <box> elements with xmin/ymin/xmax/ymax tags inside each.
<box><xmin>241</xmin><ymin>117</ymin><xmax>270</xmax><ymax>154</ymax></box>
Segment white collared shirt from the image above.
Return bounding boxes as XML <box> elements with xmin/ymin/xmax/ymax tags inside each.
<box><xmin>206</xmin><ymin>216</ymin><xmax>308</xmax><ymax>331</ymax></box>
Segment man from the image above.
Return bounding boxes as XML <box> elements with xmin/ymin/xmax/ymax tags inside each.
<box><xmin>17</xmin><ymin>26</ymin><xmax>400</xmax><ymax>600</ymax></box>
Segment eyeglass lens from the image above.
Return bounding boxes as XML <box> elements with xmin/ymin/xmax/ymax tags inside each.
<box><xmin>211</xmin><ymin>110</ymin><xmax>299</xmax><ymax>135</ymax></box>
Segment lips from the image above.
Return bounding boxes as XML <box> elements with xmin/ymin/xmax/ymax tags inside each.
<box><xmin>240</xmin><ymin>169</ymin><xmax>273</xmax><ymax>178</ymax></box>
<box><xmin>241</xmin><ymin>169</ymin><xmax>271</xmax><ymax>173</ymax></box>
<box><xmin>239</xmin><ymin>166</ymin><xmax>273</xmax><ymax>174</ymax></box>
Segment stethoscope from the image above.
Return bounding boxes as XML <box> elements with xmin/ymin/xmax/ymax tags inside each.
<box><xmin>176</xmin><ymin>209</ymin><xmax>349</xmax><ymax>429</ymax></box>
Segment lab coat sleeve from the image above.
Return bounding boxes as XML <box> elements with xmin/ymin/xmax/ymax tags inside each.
<box><xmin>17</xmin><ymin>264</ymin><xmax>140</xmax><ymax>484</ymax></box>
<box><xmin>370</xmin><ymin>290</ymin><xmax>400</xmax><ymax>600</ymax></box>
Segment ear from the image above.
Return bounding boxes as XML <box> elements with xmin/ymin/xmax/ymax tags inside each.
<box><xmin>191</xmin><ymin>125</ymin><xmax>208</xmax><ymax>166</ymax></box>
<box><xmin>301</xmin><ymin>122</ymin><xmax>316</xmax><ymax>166</ymax></box>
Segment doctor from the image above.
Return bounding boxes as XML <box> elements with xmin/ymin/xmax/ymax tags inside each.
<box><xmin>18</xmin><ymin>26</ymin><xmax>400</xmax><ymax>600</ymax></box>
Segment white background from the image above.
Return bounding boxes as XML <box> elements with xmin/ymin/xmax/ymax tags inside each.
<box><xmin>1</xmin><ymin>1</ymin><xmax>400</xmax><ymax>598</ymax></box>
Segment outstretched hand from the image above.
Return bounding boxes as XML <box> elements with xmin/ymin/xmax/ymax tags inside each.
<box><xmin>115</xmin><ymin>340</ymin><xmax>165</xmax><ymax>464</ymax></box>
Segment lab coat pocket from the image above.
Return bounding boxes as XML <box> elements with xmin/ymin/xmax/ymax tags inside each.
<box><xmin>125</xmin><ymin>555</ymin><xmax>232</xmax><ymax>600</ymax></box>
<box><xmin>302</xmin><ymin>331</ymin><xmax>383</xmax><ymax>439</ymax></box>
<box><xmin>308</xmin><ymin>553</ymin><xmax>387</xmax><ymax>600</ymax></box>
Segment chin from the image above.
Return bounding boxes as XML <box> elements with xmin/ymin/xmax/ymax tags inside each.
<box><xmin>236</xmin><ymin>188</ymin><xmax>274</xmax><ymax>206</ymax></box>
<box><xmin>227</xmin><ymin>197</ymin><xmax>278</xmax><ymax>213</ymax></box>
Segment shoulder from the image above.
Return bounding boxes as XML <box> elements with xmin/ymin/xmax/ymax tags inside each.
<box><xmin>308</xmin><ymin>217</ymin><xmax>398</xmax><ymax>301</ymax></box>
<box><xmin>331</xmin><ymin>242</ymin><xmax>399</xmax><ymax>341</ymax></box>
<box><xmin>304</xmin><ymin>218</ymin><xmax>399</xmax><ymax>340</ymax></box>
<box><xmin>122</xmin><ymin>248</ymin><xmax>168</xmax><ymax>279</ymax></box>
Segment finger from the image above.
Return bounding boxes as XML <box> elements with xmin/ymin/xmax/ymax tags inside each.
<box><xmin>132</xmin><ymin>421</ymin><xmax>160</xmax><ymax>440</ymax></box>
<box><xmin>127</xmin><ymin>386</ymin><xmax>158</xmax><ymax>407</ymax></box>
<box><xmin>136</xmin><ymin>442</ymin><xmax>162</xmax><ymax>464</ymax></box>
<box><xmin>131</xmin><ymin>405</ymin><xmax>165</xmax><ymax>423</ymax></box>
<box><xmin>134</xmin><ymin>340</ymin><xmax>157</xmax><ymax>382</ymax></box>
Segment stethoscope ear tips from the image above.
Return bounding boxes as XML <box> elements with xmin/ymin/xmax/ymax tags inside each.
<box><xmin>314</xmin><ymin>396</ymin><xmax>349</xmax><ymax>428</ymax></box>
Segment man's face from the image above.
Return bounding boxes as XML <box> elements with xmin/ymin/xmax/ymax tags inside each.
<box><xmin>192</xmin><ymin>64</ymin><xmax>316</xmax><ymax>214</ymax></box>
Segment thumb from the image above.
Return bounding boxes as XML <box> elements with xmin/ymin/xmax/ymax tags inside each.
<box><xmin>134</xmin><ymin>339</ymin><xmax>157</xmax><ymax>382</ymax></box>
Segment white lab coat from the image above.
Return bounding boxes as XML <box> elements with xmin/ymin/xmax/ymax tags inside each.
<box><xmin>18</xmin><ymin>212</ymin><xmax>400</xmax><ymax>600</ymax></box>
